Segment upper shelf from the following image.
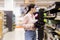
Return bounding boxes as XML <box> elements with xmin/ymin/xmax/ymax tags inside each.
<box><xmin>55</xmin><ymin>16</ymin><xmax>60</xmax><ymax>20</ymax></box>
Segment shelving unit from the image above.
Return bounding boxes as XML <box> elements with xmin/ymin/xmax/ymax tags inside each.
<box><xmin>0</xmin><ymin>11</ymin><xmax>4</xmax><ymax>39</ymax></box>
<box><xmin>44</xmin><ymin>2</ymin><xmax>60</xmax><ymax>40</ymax></box>
<box><xmin>3</xmin><ymin>13</ymin><xmax>8</xmax><ymax>34</ymax></box>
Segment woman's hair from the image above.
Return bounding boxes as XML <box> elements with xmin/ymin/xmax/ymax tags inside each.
<box><xmin>26</xmin><ymin>4</ymin><xmax>35</xmax><ymax>14</ymax></box>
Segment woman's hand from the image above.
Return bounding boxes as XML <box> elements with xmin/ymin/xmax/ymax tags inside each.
<box><xmin>30</xmin><ymin>24</ymin><xmax>34</xmax><ymax>27</ymax></box>
<box><xmin>35</xmin><ymin>14</ymin><xmax>38</xmax><ymax>17</ymax></box>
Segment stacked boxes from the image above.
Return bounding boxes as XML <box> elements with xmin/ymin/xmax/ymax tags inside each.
<box><xmin>0</xmin><ymin>11</ymin><xmax>4</xmax><ymax>39</ymax></box>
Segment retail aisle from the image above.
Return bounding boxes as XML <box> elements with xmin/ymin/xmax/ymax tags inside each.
<box><xmin>3</xmin><ymin>28</ymin><xmax>25</xmax><ymax>40</ymax></box>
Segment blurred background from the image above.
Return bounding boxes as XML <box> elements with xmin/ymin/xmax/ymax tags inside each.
<box><xmin>0</xmin><ymin>0</ymin><xmax>60</xmax><ymax>40</ymax></box>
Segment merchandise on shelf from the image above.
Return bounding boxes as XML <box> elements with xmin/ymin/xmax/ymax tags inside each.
<box><xmin>0</xmin><ymin>11</ymin><xmax>4</xmax><ymax>39</ymax></box>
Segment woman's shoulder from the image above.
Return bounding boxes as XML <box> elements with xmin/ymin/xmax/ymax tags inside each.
<box><xmin>23</xmin><ymin>13</ymin><xmax>30</xmax><ymax>19</ymax></box>
<box><xmin>24</xmin><ymin>13</ymin><xmax>30</xmax><ymax>17</ymax></box>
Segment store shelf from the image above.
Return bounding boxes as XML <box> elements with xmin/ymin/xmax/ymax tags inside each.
<box><xmin>55</xmin><ymin>19</ymin><xmax>60</xmax><ymax>20</ymax></box>
<box><xmin>44</xmin><ymin>24</ymin><xmax>60</xmax><ymax>40</ymax></box>
<box><xmin>45</xmin><ymin>24</ymin><xmax>56</xmax><ymax>29</ymax></box>
<box><xmin>55</xmin><ymin>30</ymin><xmax>60</xmax><ymax>35</ymax></box>
<box><xmin>44</xmin><ymin>16</ymin><xmax>55</xmax><ymax>20</ymax></box>
<box><xmin>55</xmin><ymin>17</ymin><xmax>60</xmax><ymax>20</ymax></box>
<box><xmin>45</xmin><ymin>16</ymin><xmax>55</xmax><ymax>18</ymax></box>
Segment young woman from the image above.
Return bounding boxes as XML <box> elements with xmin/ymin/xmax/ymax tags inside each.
<box><xmin>22</xmin><ymin>4</ymin><xmax>37</xmax><ymax>40</ymax></box>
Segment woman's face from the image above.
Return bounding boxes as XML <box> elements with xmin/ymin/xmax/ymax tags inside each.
<box><xmin>31</xmin><ymin>7</ymin><xmax>36</xmax><ymax>13</ymax></box>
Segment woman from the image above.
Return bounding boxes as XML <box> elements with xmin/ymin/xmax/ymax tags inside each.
<box><xmin>22</xmin><ymin>4</ymin><xmax>37</xmax><ymax>40</ymax></box>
